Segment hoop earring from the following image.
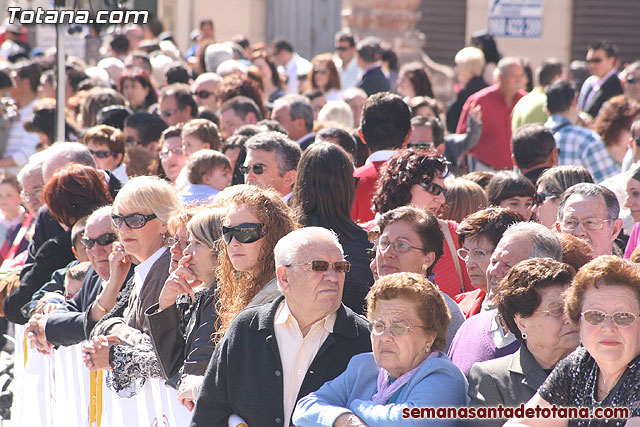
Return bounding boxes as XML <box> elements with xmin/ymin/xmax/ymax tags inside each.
<box><xmin>521</xmin><ymin>332</ymin><xmax>528</xmax><ymax>340</ymax></box>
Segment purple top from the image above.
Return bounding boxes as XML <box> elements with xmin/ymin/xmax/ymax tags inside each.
<box><xmin>624</xmin><ymin>222</ymin><xmax>640</xmax><ymax>259</ymax></box>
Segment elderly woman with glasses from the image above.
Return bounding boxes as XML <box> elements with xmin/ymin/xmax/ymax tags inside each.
<box><xmin>159</xmin><ymin>125</ymin><xmax>188</xmax><ymax>186</ymax></box>
<box><xmin>454</xmin><ymin>207</ymin><xmax>524</xmax><ymax>317</ymax></box>
<box><xmin>81</xmin><ymin>176</ymin><xmax>180</xmax><ymax>392</ymax></box>
<box><xmin>371</xmin><ymin>206</ymin><xmax>465</xmax><ymax>351</ymax></box>
<box><xmin>507</xmin><ymin>256</ymin><xmax>640</xmax><ymax>426</ymax></box>
<box><xmin>468</xmin><ymin>258</ymin><xmax>579</xmax><ymax>427</ymax></box>
<box><xmin>293</xmin><ymin>272</ymin><xmax>468</xmax><ymax>426</ymax></box>
<box><xmin>370</xmin><ymin>148</ymin><xmax>473</xmax><ymax>299</ymax></box>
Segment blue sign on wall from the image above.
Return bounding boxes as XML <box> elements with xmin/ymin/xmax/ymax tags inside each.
<box><xmin>488</xmin><ymin>0</ymin><xmax>544</xmax><ymax>38</ymax></box>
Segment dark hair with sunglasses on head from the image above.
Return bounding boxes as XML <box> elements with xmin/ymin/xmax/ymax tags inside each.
<box><xmin>212</xmin><ymin>185</ymin><xmax>298</xmax><ymax>341</ymax></box>
<box><xmin>524</xmin><ymin>255</ymin><xmax>640</xmax><ymax>422</ymax></box>
<box><xmin>372</xmin><ymin>148</ymin><xmax>449</xmax><ymax>216</ymax></box>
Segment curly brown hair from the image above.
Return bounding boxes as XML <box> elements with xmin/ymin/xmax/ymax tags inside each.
<box><xmin>494</xmin><ymin>258</ymin><xmax>575</xmax><ymax>340</ymax></box>
<box><xmin>565</xmin><ymin>255</ymin><xmax>640</xmax><ymax>325</ymax></box>
<box><xmin>216</xmin><ymin>74</ymin><xmax>267</xmax><ymax>119</ymax></box>
<box><xmin>214</xmin><ymin>185</ymin><xmax>298</xmax><ymax>341</ymax></box>
<box><xmin>366</xmin><ymin>272</ymin><xmax>450</xmax><ymax>352</ymax></box>
<box><xmin>593</xmin><ymin>95</ymin><xmax>640</xmax><ymax>147</ymax></box>
<box><xmin>372</xmin><ymin>148</ymin><xmax>448</xmax><ymax>214</ymax></box>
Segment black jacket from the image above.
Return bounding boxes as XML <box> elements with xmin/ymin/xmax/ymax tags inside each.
<box><xmin>356</xmin><ymin>65</ymin><xmax>391</xmax><ymax>97</ymax></box>
<box><xmin>45</xmin><ymin>266</ymin><xmax>134</xmax><ymax>346</ymax></box>
<box><xmin>446</xmin><ymin>76</ymin><xmax>488</xmax><ymax>133</ymax></box>
<box><xmin>340</xmin><ymin>229</ymin><xmax>374</xmax><ymax>315</ymax></box>
<box><xmin>190</xmin><ymin>296</ymin><xmax>371</xmax><ymax>427</ymax></box>
<box><xmin>4</xmin><ymin>230</ymin><xmax>74</xmax><ymax>324</ymax></box>
<box><xmin>146</xmin><ymin>288</ymin><xmax>217</xmax><ymax>387</ymax></box>
<box><xmin>581</xmin><ymin>72</ymin><xmax>624</xmax><ymax>118</ymax></box>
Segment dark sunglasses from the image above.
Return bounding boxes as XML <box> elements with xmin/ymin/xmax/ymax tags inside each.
<box><xmin>418</xmin><ymin>181</ymin><xmax>446</xmax><ymax>196</ymax></box>
<box><xmin>586</xmin><ymin>58</ymin><xmax>603</xmax><ymax>64</ymax></box>
<box><xmin>81</xmin><ymin>232</ymin><xmax>118</xmax><ymax>249</ymax></box>
<box><xmin>288</xmin><ymin>260</ymin><xmax>351</xmax><ymax>273</ymax></box>
<box><xmin>193</xmin><ymin>90</ymin><xmax>215</xmax><ymax>99</ymax></box>
<box><xmin>90</xmin><ymin>149</ymin><xmax>117</xmax><ymax>159</ymax></box>
<box><xmin>335</xmin><ymin>46</ymin><xmax>350</xmax><ymax>51</ymax></box>
<box><xmin>627</xmin><ymin>77</ymin><xmax>640</xmax><ymax>84</ymax></box>
<box><xmin>239</xmin><ymin>164</ymin><xmax>265</xmax><ymax>175</ymax></box>
<box><xmin>533</xmin><ymin>191</ymin><xmax>557</xmax><ymax>205</ymax></box>
<box><xmin>222</xmin><ymin>223</ymin><xmax>264</xmax><ymax>244</ymax></box>
<box><xmin>111</xmin><ymin>213</ymin><xmax>157</xmax><ymax>229</ymax></box>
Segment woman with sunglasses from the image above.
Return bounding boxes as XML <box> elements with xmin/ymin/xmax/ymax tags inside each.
<box><xmin>468</xmin><ymin>258</ymin><xmax>578</xmax><ymax>427</ymax></box>
<box><xmin>293</xmin><ymin>272</ymin><xmax>468</xmax><ymax>426</ymax></box>
<box><xmin>309</xmin><ymin>53</ymin><xmax>342</xmax><ymax>101</ymax></box>
<box><xmin>370</xmin><ymin>148</ymin><xmax>473</xmax><ymax>299</ymax></box>
<box><xmin>507</xmin><ymin>256</ymin><xmax>640</xmax><ymax>426</ymax></box>
<box><xmin>82</xmin><ymin>176</ymin><xmax>180</xmax><ymax>382</ymax></box>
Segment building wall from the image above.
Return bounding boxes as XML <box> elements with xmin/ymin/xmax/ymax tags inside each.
<box><xmin>466</xmin><ymin>0</ymin><xmax>573</xmax><ymax>77</ymax></box>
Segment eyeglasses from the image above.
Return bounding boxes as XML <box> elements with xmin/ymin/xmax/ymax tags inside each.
<box><xmin>560</xmin><ymin>217</ymin><xmax>613</xmax><ymax>231</ymax></box>
<box><xmin>408</xmin><ymin>141</ymin><xmax>435</xmax><ymax>150</ymax></box>
<box><xmin>335</xmin><ymin>46</ymin><xmax>350</xmax><ymax>52</ymax></box>
<box><xmin>314</xmin><ymin>69</ymin><xmax>328</xmax><ymax>75</ymax></box>
<box><xmin>581</xmin><ymin>310</ymin><xmax>639</xmax><ymax>327</ymax></box>
<box><xmin>222</xmin><ymin>223</ymin><xmax>264</xmax><ymax>245</ymax></box>
<box><xmin>418</xmin><ymin>181</ymin><xmax>446</xmax><ymax>197</ymax></box>
<box><xmin>626</xmin><ymin>77</ymin><xmax>640</xmax><ymax>84</ymax></box>
<box><xmin>111</xmin><ymin>213</ymin><xmax>157</xmax><ymax>229</ymax></box>
<box><xmin>192</xmin><ymin>90</ymin><xmax>215</xmax><ymax>99</ymax></box>
<box><xmin>81</xmin><ymin>232</ymin><xmax>118</xmax><ymax>249</ymax></box>
<box><xmin>158</xmin><ymin>147</ymin><xmax>183</xmax><ymax>159</ymax></box>
<box><xmin>533</xmin><ymin>191</ymin><xmax>557</xmax><ymax>206</ymax></box>
<box><xmin>368</xmin><ymin>320</ymin><xmax>425</xmax><ymax>337</ymax></box>
<box><xmin>376</xmin><ymin>237</ymin><xmax>424</xmax><ymax>253</ymax></box>
<box><xmin>89</xmin><ymin>149</ymin><xmax>117</xmax><ymax>159</ymax></box>
<box><xmin>288</xmin><ymin>260</ymin><xmax>351</xmax><ymax>273</ymax></box>
<box><xmin>239</xmin><ymin>164</ymin><xmax>265</xmax><ymax>175</ymax></box>
<box><xmin>160</xmin><ymin>109</ymin><xmax>178</xmax><ymax>118</ymax></box>
<box><xmin>20</xmin><ymin>186</ymin><xmax>43</xmax><ymax>201</ymax></box>
<box><xmin>537</xmin><ymin>306</ymin><xmax>565</xmax><ymax>319</ymax></box>
<box><xmin>167</xmin><ymin>237</ymin><xmax>189</xmax><ymax>248</ymax></box>
<box><xmin>586</xmin><ymin>58</ymin><xmax>604</xmax><ymax>64</ymax></box>
<box><xmin>456</xmin><ymin>247</ymin><xmax>494</xmax><ymax>262</ymax></box>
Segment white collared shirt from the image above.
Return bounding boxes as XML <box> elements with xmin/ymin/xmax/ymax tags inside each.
<box><xmin>273</xmin><ymin>300</ymin><xmax>337</xmax><ymax>427</ymax></box>
<box><xmin>365</xmin><ymin>149</ymin><xmax>396</xmax><ymax>164</ymax></box>
<box><xmin>133</xmin><ymin>246</ymin><xmax>166</xmax><ymax>296</ymax></box>
<box><xmin>111</xmin><ymin>164</ymin><xmax>129</xmax><ymax>184</ymax></box>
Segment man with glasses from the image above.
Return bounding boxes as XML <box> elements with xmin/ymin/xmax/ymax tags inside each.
<box><xmin>577</xmin><ymin>41</ymin><xmax>623</xmax><ymax>119</ymax></box>
<box><xmin>83</xmin><ymin>124</ymin><xmax>128</xmax><ymax>184</ymax></box>
<box><xmin>191</xmin><ymin>227</ymin><xmax>371</xmax><ymax>427</ymax></box>
<box><xmin>333</xmin><ymin>30</ymin><xmax>359</xmax><ymax>91</ymax></box>
<box><xmin>556</xmin><ymin>183</ymin><xmax>622</xmax><ymax>257</ymax></box>
<box><xmin>191</xmin><ymin>72</ymin><xmax>222</xmax><ymax>111</ymax></box>
<box><xmin>158</xmin><ymin>83</ymin><xmax>198</xmax><ymax>126</ymax></box>
<box><xmin>622</xmin><ymin>61</ymin><xmax>640</xmax><ymax>106</ymax></box>
<box><xmin>123</xmin><ymin>112</ymin><xmax>168</xmax><ymax>155</ymax></box>
<box><xmin>242</xmin><ymin>131</ymin><xmax>301</xmax><ymax>201</ymax></box>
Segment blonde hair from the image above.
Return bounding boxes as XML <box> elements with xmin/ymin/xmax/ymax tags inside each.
<box><xmin>454</xmin><ymin>47</ymin><xmax>485</xmax><ymax>77</ymax></box>
<box><xmin>317</xmin><ymin>101</ymin><xmax>355</xmax><ymax>129</ymax></box>
<box><xmin>113</xmin><ymin>175</ymin><xmax>181</xmax><ymax>223</ymax></box>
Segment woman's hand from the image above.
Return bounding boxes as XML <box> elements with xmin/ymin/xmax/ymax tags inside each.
<box><xmin>82</xmin><ymin>335</ymin><xmax>120</xmax><ymax>371</ymax></box>
<box><xmin>177</xmin><ymin>374</ymin><xmax>204</xmax><ymax>412</ymax></box>
<box><xmin>108</xmin><ymin>241</ymin><xmax>131</xmax><ymax>288</ymax></box>
<box><xmin>334</xmin><ymin>413</ymin><xmax>368</xmax><ymax>427</ymax></box>
<box><xmin>158</xmin><ymin>254</ymin><xmax>197</xmax><ymax>310</ymax></box>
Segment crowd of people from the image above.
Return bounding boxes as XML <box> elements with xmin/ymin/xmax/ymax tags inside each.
<box><xmin>0</xmin><ymin>14</ymin><xmax>640</xmax><ymax>426</ymax></box>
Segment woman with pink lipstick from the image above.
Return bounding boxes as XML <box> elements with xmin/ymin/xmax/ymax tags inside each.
<box><xmin>623</xmin><ymin>164</ymin><xmax>640</xmax><ymax>258</ymax></box>
<box><xmin>468</xmin><ymin>258</ymin><xmax>578</xmax><ymax>426</ymax></box>
<box><xmin>507</xmin><ymin>256</ymin><xmax>640</xmax><ymax>426</ymax></box>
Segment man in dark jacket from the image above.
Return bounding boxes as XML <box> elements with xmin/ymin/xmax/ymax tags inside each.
<box><xmin>355</xmin><ymin>37</ymin><xmax>390</xmax><ymax>97</ymax></box>
<box><xmin>190</xmin><ymin>227</ymin><xmax>372</xmax><ymax>427</ymax></box>
<box><xmin>577</xmin><ymin>41</ymin><xmax>623</xmax><ymax>119</ymax></box>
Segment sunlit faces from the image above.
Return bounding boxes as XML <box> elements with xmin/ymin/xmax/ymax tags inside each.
<box><xmin>580</xmin><ymin>285</ymin><xmax>640</xmax><ymax>367</ymax></box>
<box><xmin>84</xmin><ymin>215</ymin><xmax>115</xmax><ymax>280</ymax></box>
<box><xmin>169</xmin><ymin>225</ymin><xmax>189</xmax><ymax>273</ymax></box>
<box><xmin>220</xmin><ymin>109</ymin><xmax>246</xmax><ymax>139</ymax></box>
<box><xmin>375</xmin><ymin>220</ymin><xmax>434</xmax><ymax>278</ymax></box>
<box><xmin>533</xmin><ymin>186</ymin><xmax>560</xmax><ymax>229</ymax></box>
<box><xmin>243</xmin><ymin>148</ymin><xmax>293</xmax><ymax>196</ymax></box>
<box><xmin>122</xmin><ymin>78</ymin><xmax>149</xmax><ymax>109</ymax></box>
<box><xmin>396</xmin><ymin>71</ymin><xmax>414</xmax><ymax>98</ymax></box>
<box><xmin>223</xmin><ymin>204</ymin><xmax>264</xmax><ymax>275</ymax></box>
<box><xmin>183</xmin><ymin>234</ymin><xmax>216</xmax><ymax>285</ymax></box>
<box><xmin>586</xmin><ymin>48</ymin><xmax>617</xmax><ymax>79</ymax></box>
<box><xmin>369</xmin><ymin>297</ymin><xmax>435</xmax><ymax>378</ymax></box>
<box><xmin>459</xmin><ymin>235</ymin><xmax>494</xmax><ymax>290</ymax></box>
<box><xmin>160</xmin><ymin>136</ymin><xmax>187</xmax><ymax>183</ymax></box>
<box><xmin>202</xmin><ymin>166</ymin><xmax>232</xmax><ymax>191</ymax></box>
<box><xmin>182</xmin><ymin>134</ymin><xmax>210</xmax><ymax>158</ymax></box>
<box><xmin>514</xmin><ymin>285</ymin><xmax>579</xmax><ymax>366</ymax></box>
<box><xmin>114</xmin><ymin>207</ymin><xmax>166</xmax><ymax>262</ymax></box>
<box><xmin>20</xmin><ymin>171</ymin><xmax>45</xmax><ymax>214</ymax></box>
<box><xmin>624</xmin><ymin>178</ymin><xmax>640</xmax><ymax>223</ymax></box>
<box><xmin>87</xmin><ymin>140</ymin><xmax>122</xmax><ymax>171</ymax></box>
<box><xmin>409</xmin><ymin>175</ymin><xmax>446</xmax><ymax>214</ymax></box>
<box><xmin>499</xmin><ymin>196</ymin><xmax>534</xmax><ymax>221</ymax></box>
<box><xmin>486</xmin><ymin>235</ymin><xmax>533</xmax><ymax>292</ymax></box>
<box><xmin>0</xmin><ymin>183</ymin><xmax>22</xmax><ymax>219</ymax></box>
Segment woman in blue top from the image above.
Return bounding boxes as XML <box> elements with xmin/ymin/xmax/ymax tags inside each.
<box><xmin>293</xmin><ymin>272</ymin><xmax>468</xmax><ymax>426</ymax></box>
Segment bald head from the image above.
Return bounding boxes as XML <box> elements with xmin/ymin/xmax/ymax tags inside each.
<box><xmin>42</xmin><ymin>142</ymin><xmax>97</xmax><ymax>183</ymax></box>
<box><xmin>192</xmin><ymin>72</ymin><xmax>222</xmax><ymax>110</ymax></box>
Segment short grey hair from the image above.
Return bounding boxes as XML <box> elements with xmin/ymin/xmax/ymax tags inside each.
<box><xmin>497</xmin><ymin>57</ymin><xmax>522</xmax><ymax>75</ymax></box>
<box><xmin>17</xmin><ymin>150</ymin><xmax>48</xmax><ymax>184</ymax></box>
<box><xmin>42</xmin><ymin>142</ymin><xmax>97</xmax><ymax>180</ymax></box>
<box><xmin>276</xmin><ymin>94</ymin><xmax>314</xmax><ymax>133</ymax></box>
<box><xmin>245</xmin><ymin>131</ymin><xmax>302</xmax><ymax>176</ymax></box>
<box><xmin>502</xmin><ymin>222</ymin><xmax>562</xmax><ymax>261</ymax></box>
<box><xmin>556</xmin><ymin>183</ymin><xmax>619</xmax><ymax>222</ymax></box>
<box><xmin>274</xmin><ymin>227</ymin><xmax>343</xmax><ymax>269</ymax></box>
